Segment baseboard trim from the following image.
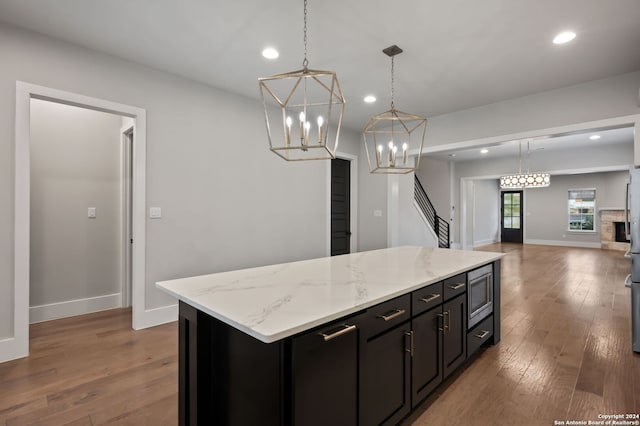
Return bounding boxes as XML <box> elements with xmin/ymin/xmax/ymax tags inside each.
<box><xmin>133</xmin><ymin>304</ymin><xmax>178</xmax><ymax>330</ymax></box>
<box><xmin>29</xmin><ymin>293</ymin><xmax>122</xmax><ymax>324</ymax></box>
<box><xmin>450</xmin><ymin>243</ymin><xmax>462</xmax><ymax>250</ymax></box>
<box><xmin>525</xmin><ymin>239</ymin><xmax>602</xmax><ymax>249</ymax></box>
<box><xmin>474</xmin><ymin>238</ymin><xmax>499</xmax><ymax>248</ymax></box>
<box><xmin>0</xmin><ymin>336</ymin><xmax>28</xmax><ymax>363</ymax></box>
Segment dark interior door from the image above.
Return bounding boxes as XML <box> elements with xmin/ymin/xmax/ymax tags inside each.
<box><xmin>331</xmin><ymin>158</ymin><xmax>350</xmax><ymax>256</ymax></box>
<box><xmin>501</xmin><ymin>191</ymin><xmax>523</xmax><ymax>243</ymax></box>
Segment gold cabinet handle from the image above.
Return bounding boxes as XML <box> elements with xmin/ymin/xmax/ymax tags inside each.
<box><xmin>475</xmin><ymin>330</ymin><xmax>490</xmax><ymax>339</ymax></box>
<box><xmin>319</xmin><ymin>324</ymin><xmax>357</xmax><ymax>341</ymax></box>
<box><xmin>448</xmin><ymin>283</ymin><xmax>465</xmax><ymax>290</ymax></box>
<box><xmin>419</xmin><ymin>293</ymin><xmax>441</xmax><ymax>303</ymax></box>
<box><xmin>405</xmin><ymin>330</ymin><xmax>414</xmax><ymax>357</ymax></box>
<box><xmin>437</xmin><ymin>311</ymin><xmax>450</xmax><ymax>333</ymax></box>
<box><xmin>377</xmin><ymin>308</ymin><xmax>406</xmax><ymax>322</ymax></box>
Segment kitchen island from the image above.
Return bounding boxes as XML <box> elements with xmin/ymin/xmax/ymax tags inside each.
<box><xmin>157</xmin><ymin>246</ymin><xmax>504</xmax><ymax>426</ymax></box>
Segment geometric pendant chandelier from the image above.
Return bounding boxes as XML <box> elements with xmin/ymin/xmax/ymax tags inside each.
<box><xmin>499</xmin><ymin>140</ymin><xmax>551</xmax><ymax>189</ymax></box>
<box><xmin>258</xmin><ymin>0</ymin><xmax>345</xmax><ymax>161</ymax></box>
<box><xmin>362</xmin><ymin>45</ymin><xmax>426</xmax><ymax>174</ymax></box>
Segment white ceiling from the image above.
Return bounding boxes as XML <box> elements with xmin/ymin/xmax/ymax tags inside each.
<box><xmin>0</xmin><ymin>0</ymin><xmax>639</xmax><ymax>132</ymax></box>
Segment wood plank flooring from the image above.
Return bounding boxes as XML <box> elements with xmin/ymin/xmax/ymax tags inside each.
<box><xmin>0</xmin><ymin>309</ymin><xmax>178</xmax><ymax>425</ymax></box>
<box><xmin>1</xmin><ymin>243</ymin><xmax>638</xmax><ymax>425</ymax></box>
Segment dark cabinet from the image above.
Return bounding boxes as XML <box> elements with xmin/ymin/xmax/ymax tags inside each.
<box><xmin>291</xmin><ymin>317</ymin><xmax>363</xmax><ymax>426</ymax></box>
<box><xmin>359</xmin><ymin>323</ymin><xmax>412</xmax><ymax>426</ymax></box>
<box><xmin>443</xmin><ymin>293</ymin><xmax>467</xmax><ymax>378</ymax></box>
<box><xmin>179</xmin><ymin>261</ymin><xmax>499</xmax><ymax>426</ymax></box>
<box><xmin>411</xmin><ymin>292</ymin><xmax>467</xmax><ymax>407</ymax></box>
<box><xmin>411</xmin><ymin>306</ymin><xmax>443</xmax><ymax>405</ymax></box>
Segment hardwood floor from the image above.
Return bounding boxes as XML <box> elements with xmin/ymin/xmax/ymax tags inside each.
<box><xmin>0</xmin><ymin>309</ymin><xmax>178</xmax><ymax>425</ymax></box>
<box><xmin>1</xmin><ymin>243</ymin><xmax>637</xmax><ymax>425</ymax></box>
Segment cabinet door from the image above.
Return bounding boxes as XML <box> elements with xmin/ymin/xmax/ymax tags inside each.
<box><xmin>411</xmin><ymin>307</ymin><xmax>443</xmax><ymax>406</ymax></box>
<box><xmin>443</xmin><ymin>293</ymin><xmax>467</xmax><ymax>378</ymax></box>
<box><xmin>291</xmin><ymin>321</ymin><xmax>360</xmax><ymax>426</ymax></box>
<box><xmin>360</xmin><ymin>324</ymin><xmax>411</xmax><ymax>426</ymax></box>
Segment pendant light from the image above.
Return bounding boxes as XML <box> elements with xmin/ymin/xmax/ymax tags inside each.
<box><xmin>258</xmin><ymin>0</ymin><xmax>345</xmax><ymax>161</ymax></box>
<box><xmin>362</xmin><ymin>45</ymin><xmax>426</xmax><ymax>174</ymax></box>
<box><xmin>499</xmin><ymin>140</ymin><xmax>551</xmax><ymax>189</ymax></box>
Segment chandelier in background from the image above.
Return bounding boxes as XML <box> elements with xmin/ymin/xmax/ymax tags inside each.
<box><xmin>362</xmin><ymin>45</ymin><xmax>426</xmax><ymax>174</ymax></box>
<box><xmin>499</xmin><ymin>140</ymin><xmax>551</xmax><ymax>189</ymax></box>
<box><xmin>258</xmin><ymin>0</ymin><xmax>345</xmax><ymax>161</ymax></box>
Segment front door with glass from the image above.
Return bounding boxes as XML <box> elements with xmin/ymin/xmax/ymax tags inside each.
<box><xmin>501</xmin><ymin>191</ymin><xmax>523</xmax><ymax>243</ymax></box>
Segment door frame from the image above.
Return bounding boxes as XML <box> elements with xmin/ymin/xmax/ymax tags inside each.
<box><xmin>500</xmin><ymin>190</ymin><xmax>524</xmax><ymax>243</ymax></box>
<box><xmin>8</xmin><ymin>81</ymin><xmax>147</xmax><ymax>362</ymax></box>
<box><xmin>326</xmin><ymin>152</ymin><xmax>358</xmax><ymax>256</ymax></box>
<box><xmin>120</xmin><ymin>124</ymin><xmax>134</xmax><ymax>308</ymax></box>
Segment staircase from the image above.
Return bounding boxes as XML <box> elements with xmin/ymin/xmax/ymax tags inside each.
<box><xmin>414</xmin><ymin>176</ymin><xmax>450</xmax><ymax>248</ymax></box>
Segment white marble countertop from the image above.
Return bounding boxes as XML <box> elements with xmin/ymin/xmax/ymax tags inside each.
<box><xmin>156</xmin><ymin>246</ymin><xmax>504</xmax><ymax>343</ymax></box>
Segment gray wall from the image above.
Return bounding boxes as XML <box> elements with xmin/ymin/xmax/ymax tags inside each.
<box><xmin>30</xmin><ymin>100</ymin><xmax>122</xmax><ymax>307</ymax></box>
<box><xmin>0</xmin><ymin>23</ymin><xmax>375</xmax><ymax>339</ymax></box>
<box><xmin>425</xmin><ymin>71</ymin><xmax>640</xmax><ymax>147</ymax></box>
<box><xmin>525</xmin><ymin>171</ymin><xmax>628</xmax><ymax>245</ymax></box>
<box><xmin>357</xmin><ymin>141</ymin><xmax>388</xmax><ymax>251</ymax></box>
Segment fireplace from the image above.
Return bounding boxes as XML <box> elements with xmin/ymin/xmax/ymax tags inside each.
<box><xmin>614</xmin><ymin>222</ymin><xmax>630</xmax><ymax>243</ymax></box>
<box><xmin>600</xmin><ymin>209</ymin><xmax>630</xmax><ymax>251</ymax></box>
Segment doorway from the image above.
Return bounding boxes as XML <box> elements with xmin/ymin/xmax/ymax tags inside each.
<box><xmin>501</xmin><ymin>191</ymin><xmax>524</xmax><ymax>243</ymax></box>
<box><xmin>331</xmin><ymin>158</ymin><xmax>351</xmax><ymax>255</ymax></box>
<box><xmin>28</xmin><ymin>99</ymin><xmax>131</xmax><ymax>323</ymax></box>
<box><xmin>9</xmin><ymin>81</ymin><xmax>148</xmax><ymax>362</ymax></box>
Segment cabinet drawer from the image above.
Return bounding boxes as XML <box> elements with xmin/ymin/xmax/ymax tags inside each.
<box><xmin>412</xmin><ymin>282</ymin><xmax>443</xmax><ymax>316</ymax></box>
<box><xmin>361</xmin><ymin>294</ymin><xmax>411</xmax><ymax>339</ymax></box>
<box><xmin>444</xmin><ymin>273</ymin><xmax>466</xmax><ymax>300</ymax></box>
<box><xmin>467</xmin><ymin>314</ymin><xmax>493</xmax><ymax>357</ymax></box>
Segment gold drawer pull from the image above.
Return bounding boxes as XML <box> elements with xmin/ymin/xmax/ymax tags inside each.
<box><xmin>475</xmin><ymin>330</ymin><xmax>490</xmax><ymax>339</ymax></box>
<box><xmin>319</xmin><ymin>324</ymin><xmax>357</xmax><ymax>341</ymax></box>
<box><xmin>448</xmin><ymin>283</ymin><xmax>465</xmax><ymax>290</ymax></box>
<box><xmin>377</xmin><ymin>309</ymin><xmax>406</xmax><ymax>322</ymax></box>
<box><xmin>420</xmin><ymin>293</ymin><xmax>441</xmax><ymax>303</ymax></box>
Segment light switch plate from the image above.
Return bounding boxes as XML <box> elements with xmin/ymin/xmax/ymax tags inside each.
<box><xmin>88</xmin><ymin>207</ymin><xmax>96</xmax><ymax>218</ymax></box>
<box><xmin>374</xmin><ymin>210</ymin><xmax>383</xmax><ymax>217</ymax></box>
<box><xmin>149</xmin><ymin>207</ymin><xmax>162</xmax><ymax>218</ymax></box>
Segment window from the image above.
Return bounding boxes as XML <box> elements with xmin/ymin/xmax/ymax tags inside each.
<box><xmin>568</xmin><ymin>189</ymin><xmax>595</xmax><ymax>231</ymax></box>
<box><xmin>503</xmin><ymin>192</ymin><xmax>521</xmax><ymax>229</ymax></box>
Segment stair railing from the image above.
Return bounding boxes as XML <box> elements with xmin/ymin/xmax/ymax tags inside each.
<box><xmin>414</xmin><ymin>176</ymin><xmax>450</xmax><ymax>248</ymax></box>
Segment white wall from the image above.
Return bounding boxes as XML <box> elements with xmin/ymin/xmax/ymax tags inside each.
<box><xmin>390</xmin><ymin>172</ymin><xmax>438</xmax><ymax>249</ymax></box>
<box><xmin>0</xmin><ymin>23</ymin><xmax>371</xmax><ymax>341</ymax></box>
<box><xmin>525</xmin><ymin>171</ymin><xmax>628</xmax><ymax>247</ymax></box>
<box><xmin>30</xmin><ymin>100</ymin><xmax>121</xmax><ymax>317</ymax></box>
<box><xmin>473</xmin><ymin>179</ymin><xmax>500</xmax><ymax>247</ymax></box>
<box><xmin>416</xmin><ymin>157</ymin><xmax>450</xmax><ymax>220</ymax></box>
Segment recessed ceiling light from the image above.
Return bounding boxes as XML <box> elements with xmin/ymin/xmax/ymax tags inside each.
<box><xmin>480</xmin><ymin>149</ymin><xmax>489</xmax><ymax>154</ymax></box>
<box><xmin>589</xmin><ymin>134</ymin><xmax>601</xmax><ymax>140</ymax></box>
<box><xmin>553</xmin><ymin>31</ymin><xmax>576</xmax><ymax>44</ymax></box>
<box><xmin>364</xmin><ymin>95</ymin><xmax>376</xmax><ymax>103</ymax></box>
<box><xmin>262</xmin><ymin>48</ymin><xmax>279</xmax><ymax>59</ymax></box>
